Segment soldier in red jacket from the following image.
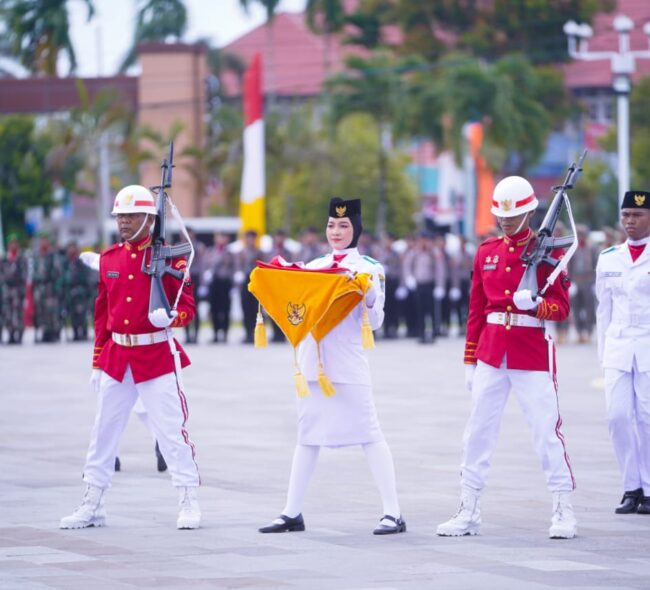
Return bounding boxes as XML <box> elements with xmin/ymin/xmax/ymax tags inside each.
<box><xmin>60</xmin><ymin>185</ymin><xmax>201</xmax><ymax>530</ymax></box>
<box><xmin>437</xmin><ymin>176</ymin><xmax>577</xmax><ymax>539</ymax></box>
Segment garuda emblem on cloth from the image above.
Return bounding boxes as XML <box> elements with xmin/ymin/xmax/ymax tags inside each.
<box><xmin>287</xmin><ymin>302</ymin><xmax>306</xmax><ymax>325</ymax></box>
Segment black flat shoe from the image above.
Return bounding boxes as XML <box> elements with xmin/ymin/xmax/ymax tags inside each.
<box><xmin>258</xmin><ymin>514</ymin><xmax>305</xmax><ymax>533</ymax></box>
<box><xmin>373</xmin><ymin>514</ymin><xmax>407</xmax><ymax>535</ymax></box>
<box><xmin>615</xmin><ymin>488</ymin><xmax>643</xmax><ymax>514</ymax></box>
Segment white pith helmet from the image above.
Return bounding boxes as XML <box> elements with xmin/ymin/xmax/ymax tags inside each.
<box><xmin>111</xmin><ymin>185</ymin><xmax>157</xmax><ymax>216</ymax></box>
<box><xmin>491</xmin><ymin>176</ymin><xmax>538</xmax><ymax>218</ymax></box>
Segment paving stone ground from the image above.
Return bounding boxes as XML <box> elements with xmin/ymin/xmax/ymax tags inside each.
<box><xmin>1</xmin><ymin>326</ymin><xmax>649</xmax><ymax>589</ymax></box>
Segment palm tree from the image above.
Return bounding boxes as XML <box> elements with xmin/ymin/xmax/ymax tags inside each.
<box><xmin>119</xmin><ymin>0</ymin><xmax>188</xmax><ymax>72</ymax></box>
<box><xmin>305</xmin><ymin>0</ymin><xmax>346</xmax><ymax>75</ymax></box>
<box><xmin>0</xmin><ymin>0</ymin><xmax>95</xmax><ymax>76</ymax></box>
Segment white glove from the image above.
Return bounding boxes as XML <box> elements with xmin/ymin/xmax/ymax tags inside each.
<box><xmin>464</xmin><ymin>364</ymin><xmax>476</xmax><ymax>393</ymax></box>
<box><xmin>395</xmin><ymin>285</ymin><xmax>408</xmax><ymax>300</ymax></box>
<box><xmin>148</xmin><ymin>308</ymin><xmax>177</xmax><ymax>328</ymax></box>
<box><xmin>513</xmin><ymin>289</ymin><xmax>541</xmax><ymax>311</ymax></box>
<box><xmin>365</xmin><ymin>281</ymin><xmax>378</xmax><ymax>307</ymax></box>
<box><xmin>449</xmin><ymin>287</ymin><xmax>461</xmax><ymax>302</ymax></box>
<box><xmin>233</xmin><ymin>270</ymin><xmax>245</xmax><ymax>285</ymax></box>
<box><xmin>79</xmin><ymin>251</ymin><xmax>100</xmax><ymax>271</ymax></box>
<box><xmin>90</xmin><ymin>369</ymin><xmax>102</xmax><ymax>394</ymax></box>
<box><xmin>202</xmin><ymin>269</ymin><xmax>214</xmax><ymax>284</ymax></box>
<box><xmin>568</xmin><ymin>283</ymin><xmax>578</xmax><ymax>298</ymax></box>
<box><xmin>433</xmin><ymin>286</ymin><xmax>446</xmax><ymax>300</ymax></box>
<box><xmin>405</xmin><ymin>276</ymin><xmax>416</xmax><ymax>290</ymax></box>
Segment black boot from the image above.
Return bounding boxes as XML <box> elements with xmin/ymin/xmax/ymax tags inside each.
<box><xmin>154</xmin><ymin>441</ymin><xmax>167</xmax><ymax>472</ymax></box>
<box><xmin>615</xmin><ymin>488</ymin><xmax>643</xmax><ymax>513</ymax></box>
<box><xmin>637</xmin><ymin>496</ymin><xmax>650</xmax><ymax>514</ymax></box>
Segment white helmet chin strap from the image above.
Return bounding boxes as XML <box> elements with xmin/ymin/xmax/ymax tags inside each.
<box><xmin>127</xmin><ymin>214</ymin><xmax>153</xmax><ymax>243</ymax></box>
<box><xmin>498</xmin><ymin>212</ymin><xmax>531</xmax><ymax>236</ymax></box>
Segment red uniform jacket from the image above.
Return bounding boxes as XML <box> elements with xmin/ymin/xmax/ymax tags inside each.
<box><xmin>464</xmin><ymin>229</ymin><xmax>570</xmax><ymax>371</ymax></box>
<box><xmin>93</xmin><ymin>235</ymin><xmax>195</xmax><ymax>383</ymax></box>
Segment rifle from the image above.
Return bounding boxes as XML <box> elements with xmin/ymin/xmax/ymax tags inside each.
<box><xmin>141</xmin><ymin>142</ymin><xmax>193</xmax><ymax>317</ymax></box>
<box><xmin>517</xmin><ymin>150</ymin><xmax>587</xmax><ymax>297</ymax></box>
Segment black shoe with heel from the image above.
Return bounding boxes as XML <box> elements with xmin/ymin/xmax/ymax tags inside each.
<box><xmin>615</xmin><ymin>488</ymin><xmax>643</xmax><ymax>514</ymax></box>
<box><xmin>373</xmin><ymin>514</ymin><xmax>407</xmax><ymax>535</ymax></box>
<box><xmin>258</xmin><ymin>514</ymin><xmax>305</xmax><ymax>533</ymax></box>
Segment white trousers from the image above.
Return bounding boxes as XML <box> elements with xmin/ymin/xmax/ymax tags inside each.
<box><xmin>461</xmin><ymin>359</ymin><xmax>575</xmax><ymax>493</ymax></box>
<box><xmin>604</xmin><ymin>361</ymin><xmax>650</xmax><ymax>492</ymax></box>
<box><xmin>83</xmin><ymin>366</ymin><xmax>200</xmax><ymax>489</ymax></box>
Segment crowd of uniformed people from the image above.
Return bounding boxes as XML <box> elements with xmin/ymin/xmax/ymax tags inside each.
<box><xmin>0</xmin><ymin>223</ymin><xmax>621</xmax><ymax>346</ymax></box>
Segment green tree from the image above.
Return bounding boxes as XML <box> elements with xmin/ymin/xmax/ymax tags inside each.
<box><xmin>0</xmin><ymin>0</ymin><xmax>94</xmax><ymax>75</ymax></box>
<box><xmin>305</xmin><ymin>0</ymin><xmax>346</xmax><ymax>74</ymax></box>
<box><xmin>326</xmin><ymin>51</ymin><xmax>408</xmax><ymax>234</ymax></box>
<box><xmin>119</xmin><ymin>0</ymin><xmax>188</xmax><ymax>71</ymax></box>
<box><xmin>0</xmin><ymin>116</ymin><xmax>53</xmax><ymax>240</ymax></box>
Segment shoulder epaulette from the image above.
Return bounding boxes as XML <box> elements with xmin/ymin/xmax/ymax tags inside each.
<box><xmin>480</xmin><ymin>236</ymin><xmax>501</xmax><ymax>247</ymax></box>
<box><xmin>362</xmin><ymin>255</ymin><xmax>379</xmax><ymax>265</ymax></box>
<box><xmin>600</xmin><ymin>246</ymin><xmax>617</xmax><ymax>255</ymax></box>
<box><xmin>102</xmin><ymin>243</ymin><xmax>122</xmax><ymax>256</ymax></box>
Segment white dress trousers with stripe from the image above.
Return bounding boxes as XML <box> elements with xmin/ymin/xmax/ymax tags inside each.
<box><xmin>83</xmin><ymin>366</ymin><xmax>200</xmax><ymax>489</ymax></box>
<box><xmin>461</xmin><ymin>359</ymin><xmax>575</xmax><ymax>493</ymax></box>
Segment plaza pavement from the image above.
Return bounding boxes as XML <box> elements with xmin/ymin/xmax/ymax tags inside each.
<box><xmin>1</xmin><ymin>326</ymin><xmax>649</xmax><ymax>590</ymax></box>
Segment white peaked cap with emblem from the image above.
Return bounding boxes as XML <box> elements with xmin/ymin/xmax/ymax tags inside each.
<box><xmin>491</xmin><ymin>176</ymin><xmax>538</xmax><ymax>218</ymax></box>
<box><xmin>111</xmin><ymin>185</ymin><xmax>157</xmax><ymax>216</ymax></box>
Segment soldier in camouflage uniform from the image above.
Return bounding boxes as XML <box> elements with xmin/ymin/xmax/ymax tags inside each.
<box><xmin>62</xmin><ymin>242</ymin><xmax>95</xmax><ymax>341</ymax></box>
<box><xmin>32</xmin><ymin>234</ymin><xmax>64</xmax><ymax>343</ymax></box>
<box><xmin>2</xmin><ymin>234</ymin><xmax>28</xmax><ymax>344</ymax></box>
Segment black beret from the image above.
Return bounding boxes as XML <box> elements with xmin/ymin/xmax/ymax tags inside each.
<box><xmin>621</xmin><ymin>190</ymin><xmax>650</xmax><ymax>210</ymax></box>
<box><xmin>328</xmin><ymin>197</ymin><xmax>361</xmax><ymax>219</ymax></box>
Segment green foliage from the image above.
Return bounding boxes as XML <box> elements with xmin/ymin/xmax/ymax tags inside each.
<box><xmin>0</xmin><ymin>0</ymin><xmax>95</xmax><ymax>75</ymax></box>
<box><xmin>570</xmin><ymin>157</ymin><xmax>618</xmax><ymax>228</ymax></box>
<box><xmin>119</xmin><ymin>0</ymin><xmax>188</xmax><ymax>71</ymax></box>
<box><xmin>0</xmin><ymin>116</ymin><xmax>53</xmax><ymax>239</ymax></box>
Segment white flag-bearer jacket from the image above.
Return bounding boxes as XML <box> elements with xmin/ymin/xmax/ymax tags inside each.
<box><xmin>595</xmin><ymin>240</ymin><xmax>650</xmax><ymax>372</ymax></box>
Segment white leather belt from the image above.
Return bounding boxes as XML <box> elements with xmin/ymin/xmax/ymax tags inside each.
<box><xmin>112</xmin><ymin>330</ymin><xmax>168</xmax><ymax>347</ymax></box>
<box><xmin>487</xmin><ymin>311</ymin><xmax>543</xmax><ymax>328</ymax></box>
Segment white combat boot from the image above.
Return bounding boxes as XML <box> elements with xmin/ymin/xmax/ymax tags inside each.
<box><xmin>549</xmin><ymin>491</ymin><xmax>577</xmax><ymax>539</ymax></box>
<box><xmin>177</xmin><ymin>487</ymin><xmax>201</xmax><ymax>529</ymax></box>
<box><xmin>437</xmin><ymin>487</ymin><xmax>481</xmax><ymax>536</ymax></box>
<box><xmin>59</xmin><ymin>484</ymin><xmax>107</xmax><ymax>529</ymax></box>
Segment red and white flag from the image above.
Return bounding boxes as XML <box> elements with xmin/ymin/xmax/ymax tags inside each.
<box><xmin>239</xmin><ymin>53</ymin><xmax>265</xmax><ymax>238</ymax></box>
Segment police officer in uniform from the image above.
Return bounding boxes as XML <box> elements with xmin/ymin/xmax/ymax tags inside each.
<box><xmin>60</xmin><ymin>185</ymin><xmax>201</xmax><ymax>530</ymax></box>
<box><xmin>2</xmin><ymin>234</ymin><xmax>27</xmax><ymax>344</ymax></box>
<box><xmin>258</xmin><ymin>198</ymin><xmax>406</xmax><ymax>536</ymax></box>
<box><xmin>236</xmin><ymin>230</ymin><xmax>262</xmax><ymax>344</ymax></box>
<box><xmin>32</xmin><ymin>233</ymin><xmax>63</xmax><ymax>342</ymax></box>
<box><xmin>437</xmin><ymin>176</ymin><xmax>577</xmax><ymax>539</ymax></box>
<box><xmin>62</xmin><ymin>241</ymin><xmax>94</xmax><ymax>341</ymax></box>
<box><xmin>595</xmin><ymin>190</ymin><xmax>650</xmax><ymax>514</ymax></box>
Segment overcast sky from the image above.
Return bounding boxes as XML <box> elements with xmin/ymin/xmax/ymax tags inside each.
<box><xmin>66</xmin><ymin>0</ymin><xmax>307</xmax><ymax>76</ymax></box>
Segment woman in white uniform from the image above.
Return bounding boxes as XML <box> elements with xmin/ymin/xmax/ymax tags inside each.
<box><xmin>259</xmin><ymin>197</ymin><xmax>406</xmax><ymax>535</ymax></box>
